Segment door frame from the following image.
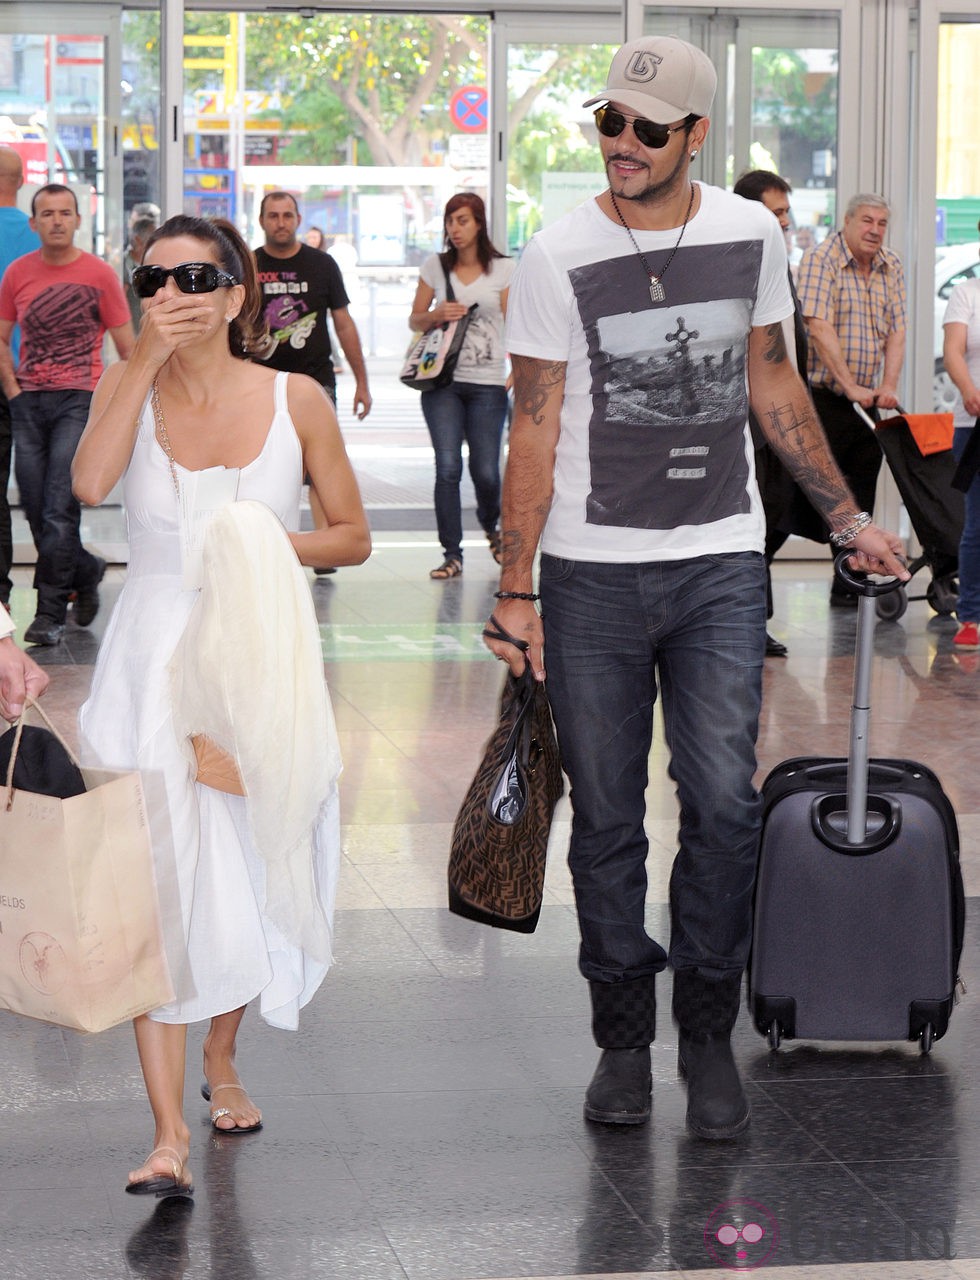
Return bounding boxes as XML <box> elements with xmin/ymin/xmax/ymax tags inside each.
<box><xmin>0</xmin><ymin>4</ymin><xmax>123</xmax><ymax>262</ymax></box>
<box><xmin>489</xmin><ymin>14</ymin><xmax>625</xmax><ymax>254</ymax></box>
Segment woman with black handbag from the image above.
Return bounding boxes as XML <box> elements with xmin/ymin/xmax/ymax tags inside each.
<box><xmin>408</xmin><ymin>194</ymin><xmax>513</xmax><ymax>579</ymax></box>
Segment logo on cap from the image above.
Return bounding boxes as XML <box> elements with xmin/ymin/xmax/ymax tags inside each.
<box><xmin>624</xmin><ymin>50</ymin><xmax>664</xmax><ymax>84</ymax></box>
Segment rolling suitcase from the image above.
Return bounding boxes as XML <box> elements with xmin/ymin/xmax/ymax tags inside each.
<box><xmin>750</xmin><ymin>556</ymin><xmax>965</xmax><ymax>1052</ymax></box>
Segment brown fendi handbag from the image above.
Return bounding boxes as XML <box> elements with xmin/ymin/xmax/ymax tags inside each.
<box><xmin>448</xmin><ymin>618</ymin><xmax>563</xmax><ymax>933</ymax></box>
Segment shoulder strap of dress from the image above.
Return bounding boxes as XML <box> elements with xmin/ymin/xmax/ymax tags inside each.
<box><xmin>274</xmin><ymin>370</ymin><xmax>289</xmax><ymax>414</ymax></box>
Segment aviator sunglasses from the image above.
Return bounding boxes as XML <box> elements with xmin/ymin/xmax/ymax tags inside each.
<box><xmin>131</xmin><ymin>261</ymin><xmax>240</xmax><ymax>299</ymax></box>
<box><xmin>593</xmin><ymin>106</ymin><xmax>686</xmax><ymax>150</ymax></box>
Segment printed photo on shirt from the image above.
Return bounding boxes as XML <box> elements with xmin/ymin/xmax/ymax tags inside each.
<box><xmin>569</xmin><ymin>241</ymin><xmax>762</xmax><ymax>531</ymax></box>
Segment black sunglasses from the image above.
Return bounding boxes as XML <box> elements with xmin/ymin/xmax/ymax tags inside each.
<box><xmin>132</xmin><ymin>261</ymin><xmax>240</xmax><ymax>299</ymax></box>
<box><xmin>593</xmin><ymin>106</ymin><xmax>686</xmax><ymax>150</ymax></box>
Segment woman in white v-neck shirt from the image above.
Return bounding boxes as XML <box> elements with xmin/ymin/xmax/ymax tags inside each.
<box><xmin>409</xmin><ymin>194</ymin><xmax>514</xmax><ymax>579</ymax></box>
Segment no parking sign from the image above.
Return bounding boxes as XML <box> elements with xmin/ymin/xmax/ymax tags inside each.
<box><xmin>449</xmin><ymin>86</ymin><xmax>488</xmax><ymax>133</ymax></box>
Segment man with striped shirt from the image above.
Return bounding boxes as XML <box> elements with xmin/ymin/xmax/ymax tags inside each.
<box><xmin>797</xmin><ymin>194</ymin><xmax>907</xmax><ymax>606</ymax></box>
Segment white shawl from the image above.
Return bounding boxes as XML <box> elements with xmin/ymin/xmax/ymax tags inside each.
<box><xmin>168</xmin><ymin>499</ymin><xmax>341</xmax><ymax>963</ymax></box>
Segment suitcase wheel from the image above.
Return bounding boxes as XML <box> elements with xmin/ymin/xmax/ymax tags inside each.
<box><xmin>875</xmin><ymin>586</ymin><xmax>908</xmax><ymax>621</ymax></box>
<box><xmin>919</xmin><ymin>1023</ymin><xmax>934</xmax><ymax>1054</ymax></box>
<box><xmin>767</xmin><ymin>1020</ymin><xmax>781</xmax><ymax>1051</ymax></box>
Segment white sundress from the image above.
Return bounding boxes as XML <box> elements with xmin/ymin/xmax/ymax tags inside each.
<box><xmin>79</xmin><ymin>371</ymin><xmax>340</xmax><ymax>1031</ymax></box>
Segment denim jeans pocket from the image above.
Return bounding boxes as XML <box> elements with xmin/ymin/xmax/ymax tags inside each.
<box><xmin>539</xmin><ymin>553</ymin><xmax>577</xmax><ymax>585</ymax></box>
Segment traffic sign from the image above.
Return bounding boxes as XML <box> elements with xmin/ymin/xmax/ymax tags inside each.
<box><xmin>449</xmin><ymin>86</ymin><xmax>488</xmax><ymax>134</ymax></box>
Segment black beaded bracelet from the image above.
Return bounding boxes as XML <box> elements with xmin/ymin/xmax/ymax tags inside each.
<box><xmin>493</xmin><ymin>590</ymin><xmax>540</xmax><ymax>601</ymax></box>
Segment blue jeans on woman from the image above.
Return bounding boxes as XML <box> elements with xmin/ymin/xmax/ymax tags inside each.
<box><xmin>954</xmin><ymin>426</ymin><xmax>980</xmax><ymax>621</ymax></box>
<box><xmin>540</xmin><ymin>551</ymin><xmax>766</xmax><ymax>998</ymax></box>
<box><xmin>420</xmin><ymin>381</ymin><xmax>508</xmax><ymax>562</ymax></box>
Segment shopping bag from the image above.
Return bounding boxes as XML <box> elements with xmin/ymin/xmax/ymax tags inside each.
<box><xmin>875</xmin><ymin>408</ymin><xmax>954</xmax><ymax>456</ymax></box>
<box><xmin>448</xmin><ymin>623</ymin><xmax>564</xmax><ymax>933</ymax></box>
<box><xmin>399</xmin><ymin>303</ymin><xmax>477</xmax><ymax>392</ymax></box>
<box><xmin>0</xmin><ymin>703</ymin><xmax>174</xmax><ymax>1033</ymax></box>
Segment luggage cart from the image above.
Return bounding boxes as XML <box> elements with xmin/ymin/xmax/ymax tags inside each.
<box><xmin>854</xmin><ymin>404</ymin><xmax>963</xmax><ymax>622</ymax></box>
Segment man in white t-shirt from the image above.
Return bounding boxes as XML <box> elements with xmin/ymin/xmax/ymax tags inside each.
<box><xmin>484</xmin><ymin>35</ymin><xmax>907</xmax><ymax>1139</ymax></box>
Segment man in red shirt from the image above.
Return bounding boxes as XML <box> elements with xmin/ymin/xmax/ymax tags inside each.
<box><xmin>0</xmin><ymin>184</ymin><xmax>134</xmax><ymax>644</ymax></box>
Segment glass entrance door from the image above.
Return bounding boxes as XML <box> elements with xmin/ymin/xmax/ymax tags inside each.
<box><xmin>0</xmin><ymin>5</ymin><xmax>123</xmax><ymax>265</ymax></box>
<box><xmin>490</xmin><ymin>17</ymin><xmax>621</xmax><ymax>256</ymax></box>
<box><xmin>626</xmin><ymin>6</ymin><xmax>840</xmax><ymax>247</ymax></box>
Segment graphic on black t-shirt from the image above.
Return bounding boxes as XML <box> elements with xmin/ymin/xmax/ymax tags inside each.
<box><xmin>254</xmin><ymin>245</ymin><xmax>348</xmax><ymax>388</ymax></box>
<box><xmin>569</xmin><ymin>239</ymin><xmax>763</xmax><ymax>531</ymax></box>
<box><xmin>264</xmin><ymin>290</ymin><xmax>320</xmax><ymax>353</ymax></box>
<box><xmin>19</xmin><ymin>283</ymin><xmax>102</xmax><ymax>387</ymax></box>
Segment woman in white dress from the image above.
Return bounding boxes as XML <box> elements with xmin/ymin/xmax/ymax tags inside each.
<box><xmin>73</xmin><ymin>215</ymin><xmax>370</xmax><ymax>1197</ymax></box>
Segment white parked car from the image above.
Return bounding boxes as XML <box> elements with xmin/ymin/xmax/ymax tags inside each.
<box><xmin>935</xmin><ymin>242</ymin><xmax>980</xmax><ymax>411</ymax></box>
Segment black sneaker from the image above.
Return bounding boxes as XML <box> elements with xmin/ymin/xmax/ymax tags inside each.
<box><xmin>72</xmin><ymin>557</ymin><xmax>107</xmax><ymax>627</ymax></box>
<box><xmin>24</xmin><ymin>616</ymin><xmax>65</xmax><ymax>646</ymax></box>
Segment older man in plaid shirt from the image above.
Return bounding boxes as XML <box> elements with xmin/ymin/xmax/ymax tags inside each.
<box><xmin>797</xmin><ymin>193</ymin><xmax>907</xmax><ymax>606</ymax></box>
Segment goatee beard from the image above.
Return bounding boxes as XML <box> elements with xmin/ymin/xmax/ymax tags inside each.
<box><xmin>607</xmin><ymin>147</ymin><xmax>690</xmax><ymax>206</ymax></box>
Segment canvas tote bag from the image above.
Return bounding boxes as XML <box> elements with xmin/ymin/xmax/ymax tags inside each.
<box><xmin>0</xmin><ymin>702</ymin><xmax>174</xmax><ymax>1033</ymax></box>
<box><xmin>400</xmin><ymin>260</ymin><xmax>477</xmax><ymax>392</ymax></box>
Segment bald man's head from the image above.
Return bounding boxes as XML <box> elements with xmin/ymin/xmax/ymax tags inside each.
<box><xmin>0</xmin><ymin>147</ymin><xmax>24</xmax><ymax>206</ymax></box>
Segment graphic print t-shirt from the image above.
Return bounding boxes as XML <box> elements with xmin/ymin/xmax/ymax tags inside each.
<box><xmin>419</xmin><ymin>254</ymin><xmax>515</xmax><ymax>385</ymax></box>
<box><xmin>505</xmin><ymin>184</ymin><xmax>792</xmax><ymax>562</ymax></box>
<box><xmin>0</xmin><ymin>250</ymin><xmax>131</xmax><ymax>393</ymax></box>
<box><xmin>254</xmin><ymin>244</ymin><xmax>350</xmax><ymax>389</ymax></box>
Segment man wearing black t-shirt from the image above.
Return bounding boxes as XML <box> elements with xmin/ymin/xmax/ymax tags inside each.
<box><xmin>254</xmin><ymin>190</ymin><xmax>372</xmax><ymax>560</ymax></box>
<box><xmin>255</xmin><ymin>191</ymin><xmax>371</xmax><ymax>417</ymax></box>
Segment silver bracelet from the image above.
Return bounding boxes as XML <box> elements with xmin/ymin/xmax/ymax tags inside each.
<box><xmin>829</xmin><ymin>512</ymin><xmax>873</xmax><ymax>547</ymax></box>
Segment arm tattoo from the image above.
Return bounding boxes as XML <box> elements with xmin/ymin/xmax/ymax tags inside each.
<box><xmin>512</xmin><ymin>357</ymin><xmax>566</xmax><ymax>426</ymax></box>
<box><xmin>762</xmin><ymin>323</ymin><xmax>788</xmax><ymax>366</ymax></box>
<box><xmin>763</xmin><ymin>397</ymin><xmax>854</xmax><ymax>519</ymax></box>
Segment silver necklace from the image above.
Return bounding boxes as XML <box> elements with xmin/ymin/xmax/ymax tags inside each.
<box><xmin>609</xmin><ymin>184</ymin><xmax>696</xmax><ymax>304</ymax></box>
<box><xmin>150</xmin><ymin>379</ymin><xmax>181</xmax><ymax>497</ymax></box>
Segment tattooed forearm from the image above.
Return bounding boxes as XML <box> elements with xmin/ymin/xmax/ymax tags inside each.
<box><xmin>512</xmin><ymin>356</ymin><xmax>567</xmax><ymax>425</ymax></box>
<box><xmin>761</xmin><ymin>323</ymin><xmax>788</xmax><ymax>366</ymax></box>
<box><xmin>762</xmin><ymin>396</ymin><xmax>856</xmax><ymax>523</ymax></box>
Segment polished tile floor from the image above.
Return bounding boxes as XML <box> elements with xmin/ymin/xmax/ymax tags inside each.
<box><xmin>2</xmin><ymin>390</ymin><xmax>979</xmax><ymax>1278</ymax></box>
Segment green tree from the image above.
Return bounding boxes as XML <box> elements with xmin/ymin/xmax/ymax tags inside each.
<box><xmin>753</xmin><ymin>47</ymin><xmax>837</xmax><ymax>148</ymax></box>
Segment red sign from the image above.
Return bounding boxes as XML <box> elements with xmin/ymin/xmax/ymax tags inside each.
<box><xmin>449</xmin><ymin>86</ymin><xmax>488</xmax><ymax>134</ymax></box>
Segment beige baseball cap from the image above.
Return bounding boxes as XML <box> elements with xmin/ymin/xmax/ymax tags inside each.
<box><xmin>583</xmin><ymin>36</ymin><xmax>717</xmax><ymax>123</ymax></box>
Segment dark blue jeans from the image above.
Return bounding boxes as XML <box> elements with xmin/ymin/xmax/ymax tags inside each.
<box><xmin>954</xmin><ymin>426</ymin><xmax>980</xmax><ymax>621</ymax></box>
<box><xmin>420</xmin><ymin>381</ymin><xmax>508</xmax><ymax>562</ymax></box>
<box><xmin>0</xmin><ymin>390</ymin><xmax>12</xmax><ymax>604</ymax></box>
<box><xmin>540</xmin><ymin>552</ymin><xmax>766</xmax><ymax>988</ymax></box>
<box><xmin>9</xmin><ymin>388</ymin><xmax>101</xmax><ymax>622</ymax></box>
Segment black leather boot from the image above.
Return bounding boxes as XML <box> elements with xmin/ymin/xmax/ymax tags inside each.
<box><xmin>677</xmin><ymin>1032</ymin><xmax>749</xmax><ymax>1139</ymax></box>
<box><xmin>584</xmin><ymin>976</ymin><xmax>657</xmax><ymax>1125</ymax></box>
<box><xmin>673</xmin><ymin>967</ymin><xmax>749</xmax><ymax>1139</ymax></box>
<box><xmin>584</xmin><ymin>1047</ymin><xmax>652</xmax><ymax>1125</ymax></box>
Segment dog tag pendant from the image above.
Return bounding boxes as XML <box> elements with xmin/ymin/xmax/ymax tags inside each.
<box><xmin>648</xmin><ymin>275</ymin><xmax>666</xmax><ymax>303</ymax></box>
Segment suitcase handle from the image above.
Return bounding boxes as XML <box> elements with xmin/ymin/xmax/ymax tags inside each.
<box><xmin>833</xmin><ymin>553</ymin><xmax>905</xmax><ymax>844</ymax></box>
<box><xmin>833</xmin><ymin>551</ymin><xmax>905</xmax><ymax>597</ymax></box>
<box><xmin>811</xmin><ymin>792</ymin><xmax>902</xmax><ymax>854</ymax></box>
